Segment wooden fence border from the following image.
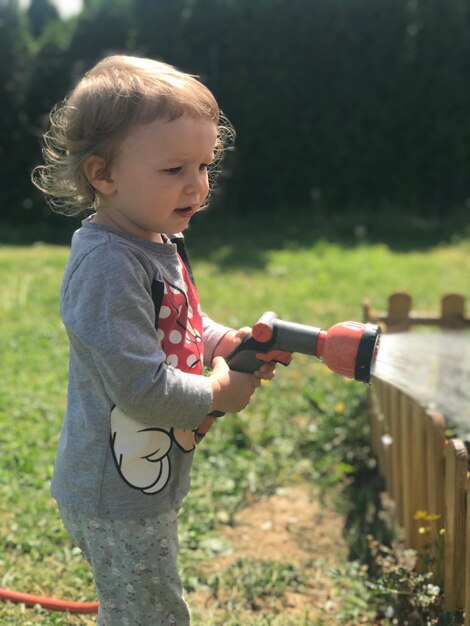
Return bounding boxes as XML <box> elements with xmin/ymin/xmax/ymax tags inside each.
<box><xmin>366</xmin><ymin>293</ymin><xmax>469</xmax><ymax>612</ymax></box>
<box><xmin>364</xmin><ymin>292</ymin><xmax>469</xmax><ymax>332</ymax></box>
<box><xmin>370</xmin><ymin>379</ymin><xmax>469</xmax><ymax>612</ymax></box>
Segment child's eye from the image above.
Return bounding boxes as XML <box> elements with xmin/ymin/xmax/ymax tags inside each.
<box><xmin>164</xmin><ymin>167</ymin><xmax>182</xmax><ymax>175</ymax></box>
<box><xmin>199</xmin><ymin>163</ymin><xmax>210</xmax><ymax>172</ymax></box>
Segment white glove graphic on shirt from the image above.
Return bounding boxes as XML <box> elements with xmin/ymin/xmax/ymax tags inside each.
<box><xmin>110</xmin><ymin>406</ymin><xmax>172</xmax><ymax>494</ymax></box>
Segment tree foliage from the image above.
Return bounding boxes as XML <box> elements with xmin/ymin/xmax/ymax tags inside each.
<box><xmin>2</xmin><ymin>0</ymin><xmax>470</xmax><ymax>228</ymax></box>
<box><xmin>27</xmin><ymin>0</ymin><xmax>59</xmax><ymax>38</ymax></box>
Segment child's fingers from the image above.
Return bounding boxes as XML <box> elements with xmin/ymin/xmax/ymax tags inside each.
<box><xmin>234</xmin><ymin>327</ymin><xmax>252</xmax><ymax>344</ymax></box>
<box><xmin>254</xmin><ymin>362</ymin><xmax>276</xmax><ymax>380</ymax></box>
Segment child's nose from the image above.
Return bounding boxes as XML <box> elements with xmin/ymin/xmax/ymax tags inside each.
<box><xmin>185</xmin><ymin>171</ymin><xmax>208</xmax><ymax>197</ymax></box>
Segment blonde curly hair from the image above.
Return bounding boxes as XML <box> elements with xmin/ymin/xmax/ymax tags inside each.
<box><xmin>32</xmin><ymin>55</ymin><xmax>234</xmax><ymax>216</ymax></box>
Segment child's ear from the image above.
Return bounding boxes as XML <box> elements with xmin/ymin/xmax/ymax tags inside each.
<box><xmin>83</xmin><ymin>155</ymin><xmax>116</xmax><ymax>195</ymax></box>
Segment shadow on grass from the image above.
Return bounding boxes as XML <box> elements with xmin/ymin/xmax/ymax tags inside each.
<box><xmin>1</xmin><ymin>202</ymin><xmax>468</xmax><ymax>272</ymax></box>
<box><xmin>186</xmin><ymin>202</ymin><xmax>469</xmax><ymax>270</ymax></box>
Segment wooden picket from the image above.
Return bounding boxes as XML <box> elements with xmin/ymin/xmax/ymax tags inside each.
<box><xmin>444</xmin><ymin>439</ymin><xmax>468</xmax><ymax>609</ymax></box>
<box><xmin>366</xmin><ymin>293</ymin><xmax>469</xmax><ymax>613</ymax></box>
<box><xmin>465</xmin><ymin>475</ymin><xmax>470</xmax><ymax>626</ymax></box>
<box><xmin>400</xmin><ymin>390</ymin><xmax>415</xmax><ymax>549</ymax></box>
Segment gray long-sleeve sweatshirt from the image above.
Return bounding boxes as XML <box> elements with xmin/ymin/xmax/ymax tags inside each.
<box><xmin>51</xmin><ymin>221</ymin><xmax>230</xmax><ymax>519</ymax></box>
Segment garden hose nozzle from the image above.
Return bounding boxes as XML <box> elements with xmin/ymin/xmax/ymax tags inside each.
<box><xmin>205</xmin><ymin>311</ymin><xmax>381</xmax><ymax>425</ymax></box>
<box><xmin>221</xmin><ymin>311</ymin><xmax>381</xmax><ymax>382</ymax></box>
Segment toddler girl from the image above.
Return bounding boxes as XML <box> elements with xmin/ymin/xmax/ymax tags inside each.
<box><xmin>33</xmin><ymin>54</ymin><xmax>274</xmax><ymax>626</ymax></box>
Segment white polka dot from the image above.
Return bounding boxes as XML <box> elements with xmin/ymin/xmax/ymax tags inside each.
<box><xmin>159</xmin><ymin>306</ymin><xmax>171</xmax><ymax>319</ymax></box>
<box><xmin>188</xmin><ymin>305</ymin><xmax>193</xmax><ymax>318</ymax></box>
<box><xmin>157</xmin><ymin>329</ymin><xmax>164</xmax><ymax>342</ymax></box>
<box><xmin>166</xmin><ymin>354</ymin><xmax>178</xmax><ymax>367</ymax></box>
<box><xmin>169</xmin><ymin>330</ymin><xmax>182</xmax><ymax>344</ymax></box>
<box><xmin>163</xmin><ymin>283</ymin><xmax>168</xmax><ymax>294</ymax></box>
<box><xmin>187</xmin><ymin>355</ymin><xmax>199</xmax><ymax>368</ymax></box>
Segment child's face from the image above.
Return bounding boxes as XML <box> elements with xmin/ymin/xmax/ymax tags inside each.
<box><xmin>100</xmin><ymin>115</ymin><xmax>218</xmax><ymax>242</ymax></box>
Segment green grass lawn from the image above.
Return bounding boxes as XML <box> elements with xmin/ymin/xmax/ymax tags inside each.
<box><xmin>1</xmin><ymin>220</ymin><xmax>469</xmax><ymax>625</ymax></box>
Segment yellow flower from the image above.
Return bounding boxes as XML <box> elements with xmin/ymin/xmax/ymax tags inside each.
<box><xmin>439</xmin><ymin>528</ymin><xmax>446</xmax><ymax>535</ymax></box>
<box><xmin>425</xmin><ymin>513</ymin><xmax>441</xmax><ymax>521</ymax></box>
<box><xmin>418</xmin><ymin>526</ymin><xmax>431</xmax><ymax>535</ymax></box>
<box><xmin>414</xmin><ymin>510</ymin><xmax>428</xmax><ymax>520</ymax></box>
<box><xmin>335</xmin><ymin>401</ymin><xmax>346</xmax><ymax>413</ymax></box>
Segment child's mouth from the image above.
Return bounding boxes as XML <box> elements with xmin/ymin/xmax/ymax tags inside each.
<box><xmin>175</xmin><ymin>207</ymin><xmax>196</xmax><ymax>218</ymax></box>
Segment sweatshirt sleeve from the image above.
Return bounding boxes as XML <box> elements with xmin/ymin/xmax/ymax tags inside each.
<box><xmin>61</xmin><ymin>242</ymin><xmax>213</xmax><ymax>429</ymax></box>
<box><xmin>201</xmin><ymin>314</ymin><xmax>233</xmax><ymax>366</ymax></box>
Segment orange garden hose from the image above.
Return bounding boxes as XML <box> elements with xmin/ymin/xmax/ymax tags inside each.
<box><xmin>0</xmin><ymin>588</ymin><xmax>99</xmax><ymax>614</ymax></box>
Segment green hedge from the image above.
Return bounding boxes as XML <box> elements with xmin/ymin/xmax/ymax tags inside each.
<box><xmin>2</xmin><ymin>0</ymin><xmax>470</xmax><ymax>227</ymax></box>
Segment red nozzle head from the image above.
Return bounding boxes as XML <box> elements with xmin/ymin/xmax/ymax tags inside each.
<box><xmin>315</xmin><ymin>321</ymin><xmax>381</xmax><ymax>383</ymax></box>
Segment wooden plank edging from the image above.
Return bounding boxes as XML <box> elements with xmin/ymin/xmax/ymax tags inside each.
<box><xmin>444</xmin><ymin>438</ymin><xmax>468</xmax><ymax>609</ymax></box>
<box><xmin>369</xmin><ymin>381</ymin><xmax>470</xmax><ymax>611</ymax></box>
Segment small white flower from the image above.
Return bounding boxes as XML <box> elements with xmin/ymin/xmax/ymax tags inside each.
<box><xmin>426</xmin><ymin>584</ymin><xmax>440</xmax><ymax>596</ymax></box>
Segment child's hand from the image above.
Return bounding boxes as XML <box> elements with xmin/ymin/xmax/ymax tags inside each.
<box><xmin>212</xmin><ymin>328</ymin><xmax>248</xmax><ymax>359</ymax></box>
<box><xmin>208</xmin><ymin>356</ymin><xmax>260</xmax><ymax>414</ymax></box>
<box><xmin>214</xmin><ymin>328</ymin><xmax>277</xmax><ymax>381</ymax></box>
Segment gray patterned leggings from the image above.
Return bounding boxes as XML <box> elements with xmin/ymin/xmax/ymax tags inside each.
<box><xmin>59</xmin><ymin>506</ymin><xmax>190</xmax><ymax>626</ymax></box>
